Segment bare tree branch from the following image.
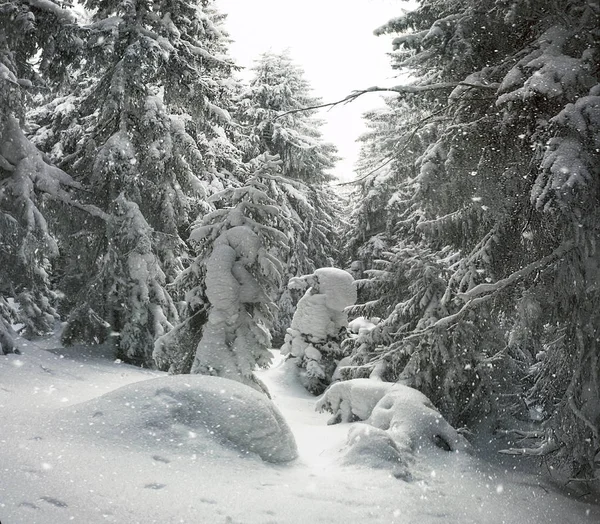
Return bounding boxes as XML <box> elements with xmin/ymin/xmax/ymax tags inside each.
<box><xmin>272</xmin><ymin>81</ymin><xmax>498</xmax><ymax>121</ymax></box>
<box><xmin>333</xmin><ymin>83</ymin><xmax>495</xmax><ymax>186</ymax></box>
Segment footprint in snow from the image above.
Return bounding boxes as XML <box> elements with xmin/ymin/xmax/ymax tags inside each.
<box><xmin>18</xmin><ymin>501</ymin><xmax>39</xmax><ymax>510</ymax></box>
<box><xmin>22</xmin><ymin>468</ymin><xmax>42</xmax><ymax>479</ymax></box>
<box><xmin>39</xmin><ymin>496</ymin><xmax>68</xmax><ymax>508</ymax></box>
<box><xmin>151</xmin><ymin>455</ymin><xmax>170</xmax><ymax>463</ymax></box>
<box><xmin>144</xmin><ymin>483</ymin><xmax>166</xmax><ymax>490</ymax></box>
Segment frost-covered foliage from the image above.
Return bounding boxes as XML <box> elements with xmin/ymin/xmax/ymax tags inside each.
<box><xmin>237</xmin><ymin>50</ymin><xmax>338</xmax><ymax>184</ymax></box>
<box><xmin>0</xmin><ymin>0</ymin><xmax>94</xmax><ymax>347</ymax></box>
<box><xmin>347</xmin><ymin>0</ymin><xmax>600</xmax><ymax>479</ymax></box>
<box><xmin>155</xmin><ymin>155</ymin><xmax>289</xmax><ymax>388</ymax></box>
<box><xmin>58</xmin><ymin>375</ymin><xmax>298</xmax><ymax>463</ymax></box>
<box><xmin>27</xmin><ymin>0</ymin><xmax>242</xmax><ymax>361</ymax></box>
<box><xmin>281</xmin><ymin>267</ymin><xmax>357</xmax><ymax>394</ymax></box>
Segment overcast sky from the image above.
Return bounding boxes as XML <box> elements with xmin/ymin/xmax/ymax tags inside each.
<box><xmin>216</xmin><ymin>0</ymin><xmax>415</xmax><ymax>181</ymax></box>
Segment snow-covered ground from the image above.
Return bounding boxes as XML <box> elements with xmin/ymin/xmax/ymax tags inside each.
<box><xmin>1</xmin><ymin>335</ymin><xmax>598</xmax><ymax>524</ymax></box>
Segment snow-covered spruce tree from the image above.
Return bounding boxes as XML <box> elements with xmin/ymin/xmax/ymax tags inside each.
<box><xmin>237</xmin><ymin>50</ymin><xmax>337</xmax><ymax>183</ymax></box>
<box><xmin>0</xmin><ymin>0</ymin><xmax>101</xmax><ymax>353</ymax></box>
<box><xmin>236</xmin><ymin>50</ymin><xmax>341</xmax><ymax>343</ymax></box>
<box><xmin>347</xmin><ymin>1</ymin><xmax>600</xmax><ymax>478</ymax></box>
<box><xmin>281</xmin><ymin>267</ymin><xmax>357</xmax><ymax>395</ymax></box>
<box><xmin>154</xmin><ymin>154</ymin><xmax>289</xmax><ymax>389</ymax></box>
<box><xmin>29</xmin><ymin>0</ymin><xmax>242</xmax><ymax>364</ymax></box>
<box><xmin>62</xmin><ymin>194</ymin><xmax>177</xmax><ymax>365</ymax></box>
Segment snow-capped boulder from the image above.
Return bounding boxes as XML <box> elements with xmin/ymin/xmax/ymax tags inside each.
<box><xmin>57</xmin><ymin>375</ymin><xmax>298</xmax><ymax>463</ymax></box>
<box><xmin>367</xmin><ymin>386</ymin><xmax>470</xmax><ymax>453</ymax></box>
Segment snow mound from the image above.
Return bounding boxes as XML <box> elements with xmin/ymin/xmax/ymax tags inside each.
<box><xmin>347</xmin><ymin>316</ymin><xmax>378</xmax><ymax>334</ymax></box>
<box><xmin>367</xmin><ymin>386</ymin><xmax>470</xmax><ymax>453</ymax></box>
<box><xmin>317</xmin><ymin>379</ymin><xmax>470</xmax><ymax>471</ymax></box>
<box><xmin>343</xmin><ymin>424</ymin><xmax>413</xmax><ymax>480</ymax></box>
<box><xmin>57</xmin><ymin>375</ymin><xmax>298</xmax><ymax>463</ymax></box>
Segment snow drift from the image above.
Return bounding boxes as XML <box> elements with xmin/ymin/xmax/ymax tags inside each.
<box><xmin>56</xmin><ymin>375</ymin><xmax>298</xmax><ymax>463</ymax></box>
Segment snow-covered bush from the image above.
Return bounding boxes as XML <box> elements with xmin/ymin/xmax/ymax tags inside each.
<box><xmin>315</xmin><ymin>379</ymin><xmax>395</xmax><ymax>424</ymax></box>
<box><xmin>57</xmin><ymin>375</ymin><xmax>298</xmax><ymax>463</ymax></box>
<box><xmin>281</xmin><ymin>268</ymin><xmax>357</xmax><ymax>394</ymax></box>
<box><xmin>317</xmin><ymin>378</ymin><xmax>470</xmax><ymax>475</ymax></box>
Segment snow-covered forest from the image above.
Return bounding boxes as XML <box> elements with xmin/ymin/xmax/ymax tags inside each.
<box><xmin>1</xmin><ymin>0</ymin><xmax>599</xmax><ymax>522</ymax></box>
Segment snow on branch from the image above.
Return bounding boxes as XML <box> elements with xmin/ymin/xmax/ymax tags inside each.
<box><xmin>457</xmin><ymin>241</ymin><xmax>575</xmax><ymax>301</ymax></box>
<box><xmin>25</xmin><ymin>0</ymin><xmax>76</xmax><ymax>23</ymax></box>
<box><xmin>424</xmin><ymin>241</ymin><xmax>574</xmax><ymax>332</ymax></box>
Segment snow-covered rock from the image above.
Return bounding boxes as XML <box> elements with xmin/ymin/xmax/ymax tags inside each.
<box><xmin>57</xmin><ymin>375</ymin><xmax>298</xmax><ymax>463</ymax></box>
<box><xmin>367</xmin><ymin>386</ymin><xmax>470</xmax><ymax>453</ymax></box>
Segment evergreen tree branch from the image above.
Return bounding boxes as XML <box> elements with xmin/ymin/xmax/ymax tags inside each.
<box><xmin>456</xmin><ymin>241</ymin><xmax>575</xmax><ymax>302</ymax></box>
<box><xmin>337</xmin><ymin>84</ymin><xmax>484</xmax><ymax>186</ymax></box>
<box><xmin>567</xmin><ymin>328</ymin><xmax>600</xmax><ymax>443</ymax></box>
<box><xmin>337</xmin><ymin>106</ymin><xmax>449</xmax><ymax>186</ymax></box>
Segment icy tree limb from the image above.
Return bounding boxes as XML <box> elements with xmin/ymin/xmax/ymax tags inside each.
<box><xmin>496</xmin><ymin>429</ymin><xmax>544</xmax><ymax>439</ymax></box>
<box><xmin>498</xmin><ymin>439</ymin><xmax>560</xmax><ymax>456</ymax></box>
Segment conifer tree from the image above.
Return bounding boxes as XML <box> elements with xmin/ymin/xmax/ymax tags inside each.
<box><xmin>154</xmin><ymin>154</ymin><xmax>289</xmax><ymax>388</ymax></box>
<box><xmin>348</xmin><ymin>0</ymin><xmax>600</xmax><ymax>478</ymax></box>
<box><xmin>0</xmin><ymin>0</ymin><xmax>100</xmax><ymax>353</ymax></box>
<box><xmin>29</xmin><ymin>0</ymin><xmax>242</xmax><ymax>364</ymax></box>
<box><xmin>236</xmin><ymin>50</ymin><xmax>341</xmax><ymax>342</ymax></box>
<box><xmin>237</xmin><ymin>50</ymin><xmax>337</xmax><ymax>183</ymax></box>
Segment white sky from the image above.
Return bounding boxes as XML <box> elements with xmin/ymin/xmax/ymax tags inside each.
<box><xmin>217</xmin><ymin>0</ymin><xmax>415</xmax><ymax>181</ymax></box>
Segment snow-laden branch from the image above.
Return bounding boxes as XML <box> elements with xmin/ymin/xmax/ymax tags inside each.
<box><xmin>498</xmin><ymin>439</ymin><xmax>560</xmax><ymax>456</ymax></box>
<box><xmin>335</xmin><ymin>85</ymin><xmax>481</xmax><ymax>186</ymax></box>
<box><xmin>456</xmin><ymin>241</ymin><xmax>575</xmax><ymax>301</ymax></box>
<box><xmin>25</xmin><ymin>0</ymin><xmax>76</xmax><ymax>23</ymax></box>
<box><xmin>433</xmin><ymin>241</ymin><xmax>575</xmax><ymax>329</ymax></box>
